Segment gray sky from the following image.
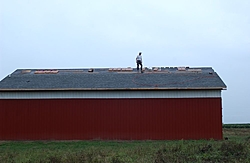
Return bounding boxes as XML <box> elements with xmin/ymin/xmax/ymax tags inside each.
<box><xmin>1</xmin><ymin>0</ymin><xmax>250</xmax><ymax>123</ymax></box>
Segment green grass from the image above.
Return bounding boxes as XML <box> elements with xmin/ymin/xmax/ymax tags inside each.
<box><xmin>1</xmin><ymin>128</ymin><xmax>250</xmax><ymax>163</ymax></box>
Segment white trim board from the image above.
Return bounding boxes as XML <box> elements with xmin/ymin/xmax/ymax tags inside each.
<box><xmin>0</xmin><ymin>90</ymin><xmax>221</xmax><ymax>99</ymax></box>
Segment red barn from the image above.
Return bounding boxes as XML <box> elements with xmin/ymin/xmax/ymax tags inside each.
<box><xmin>0</xmin><ymin>67</ymin><xmax>226</xmax><ymax>140</ymax></box>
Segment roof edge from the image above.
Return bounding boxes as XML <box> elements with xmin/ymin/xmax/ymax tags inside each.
<box><xmin>0</xmin><ymin>87</ymin><xmax>227</xmax><ymax>92</ymax></box>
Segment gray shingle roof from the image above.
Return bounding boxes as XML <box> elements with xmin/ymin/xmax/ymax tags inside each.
<box><xmin>0</xmin><ymin>67</ymin><xmax>227</xmax><ymax>91</ymax></box>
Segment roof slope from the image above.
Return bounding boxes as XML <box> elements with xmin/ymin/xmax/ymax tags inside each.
<box><xmin>0</xmin><ymin>67</ymin><xmax>227</xmax><ymax>91</ymax></box>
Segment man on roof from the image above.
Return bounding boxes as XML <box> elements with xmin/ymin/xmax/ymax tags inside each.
<box><xmin>136</xmin><ymin>52</ymin><xmax>143</xmax><ymax>73</ymax></box>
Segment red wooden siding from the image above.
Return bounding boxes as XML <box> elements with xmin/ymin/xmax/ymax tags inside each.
<box><xmin>0</xmin><ymin>98</ymin><xmax>222</xmax><ymax>140</ymax></box>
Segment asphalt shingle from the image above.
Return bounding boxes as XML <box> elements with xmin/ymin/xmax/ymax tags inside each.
<box><xmin>0</xmin><ymin>67</ymin><xmax>227</xmax><ymax>90</ymax></box>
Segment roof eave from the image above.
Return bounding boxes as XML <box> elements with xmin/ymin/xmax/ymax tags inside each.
<box><xmin>0</xmin><ymin>87</ymin><xmax>227</xmax><ymax>92</ymax></box>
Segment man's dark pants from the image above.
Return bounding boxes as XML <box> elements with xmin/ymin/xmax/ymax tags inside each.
<box><xmin>137</xmin><ymin>60</ymin><xmax>142</xmax><ymax>71</ymax></box>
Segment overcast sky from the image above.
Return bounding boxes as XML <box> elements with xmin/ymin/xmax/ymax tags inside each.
<box><xmin>1</xmin><ymin>0</ymin><xmax>250</xmax><ymax>123</ymax></box>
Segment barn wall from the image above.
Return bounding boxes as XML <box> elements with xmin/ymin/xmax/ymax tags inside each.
<box><xmin>0</xmin><ymin>98</ymin><xmax>222</xmax><ymax>140</ymax></box>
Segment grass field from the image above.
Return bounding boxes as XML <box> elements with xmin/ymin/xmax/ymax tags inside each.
<box><xmin>0</xmin><ymin>128</ymin><xmax>250</xmax><ymax>163</ymax></box>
